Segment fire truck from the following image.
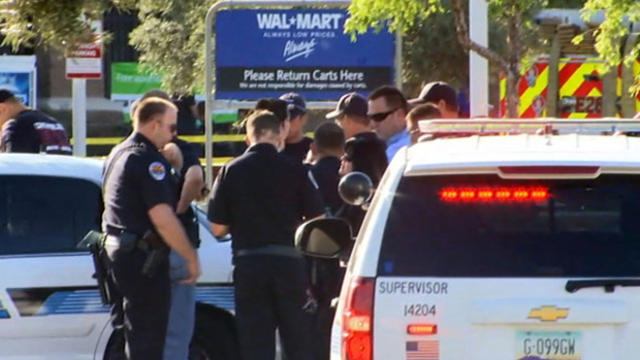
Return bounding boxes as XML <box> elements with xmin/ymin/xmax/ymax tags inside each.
<box><xmin>500</xmin><ymin>9</ymin><xmax>640</xmax><ymax>118</ymax></box>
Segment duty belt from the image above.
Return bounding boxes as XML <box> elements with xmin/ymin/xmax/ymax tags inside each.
<box><xmin>235</xmin><ymin>244</ymin><xmax>301</xmax><ymax>258</ymax></box>
<box><xmin>104</xmin><ymin>227</ymin><xmax>150</xmax><ymax>252</ymax></box>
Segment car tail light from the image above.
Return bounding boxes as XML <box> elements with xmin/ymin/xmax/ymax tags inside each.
<box><xmin>407</xmin><ymin>324</ymin><xmax>438</xmax><ymax>335</ymax></box>
<box><xmin>439</xmin><ymin>186</ymin><xmax>549</xmax><ymax>202</ymax></box>
<box><xmin>342</xmin><ymin>277</ymin><xmax>375</xmax><ymax>360</ymax></box>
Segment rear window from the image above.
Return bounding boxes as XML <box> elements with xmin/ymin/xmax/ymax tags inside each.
<box><xmin>377</xmin><ymin>174</ymin><xmax>640</xmax><ymax>277</ymax></box>
<box><xmin>0</xmin><ymin>175</ymin><xmax>102</xmax><ymax>255</ymax></box>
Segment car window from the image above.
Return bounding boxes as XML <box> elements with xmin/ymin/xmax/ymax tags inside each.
<box><xmin>0</xmin><ymin>175</ymin><xmax>102</xmax><ymax>255</ymax></box>
<box><xmin>377</xmin><ymin>174</ymin><xmax>640</xmax><ymax>277</ymax></box>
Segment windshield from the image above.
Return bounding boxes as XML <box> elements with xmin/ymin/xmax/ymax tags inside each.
<box><xmin>377</xmin><ymin>174</ymin><xmax>640</xmax><ymax>277</ymax></box>
<box><xmin>0</xmin><ymin>175</ymin><xmax>102</xmax><ymax>255</ymax></box>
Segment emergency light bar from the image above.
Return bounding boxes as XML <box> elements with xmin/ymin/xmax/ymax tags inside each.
<box><xmin>418</xmin><ymin>118</ymin><xmax>640</xmax><ymax>137</ymax></box>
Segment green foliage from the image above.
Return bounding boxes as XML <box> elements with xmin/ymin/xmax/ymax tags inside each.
<box><xmin>129</xmin><ymin>0</ymin><xmax>211</xmax><ymax>94</ymax></box>
<box><xmin>345</xmin><ymin>0</ymin><xmax>442</xmax><ymax>36</ymax></box>
<box><xmin>348</xmin><ymin>0</ymin><xmax>546</xmax><ymax>86</ymax></box>
<box><xmin>0</xmin><ymin>0</ymin><xmax>135</xmax><ymax>50</ymax></box>
<box><xmin>401</xmin><ymin>4</ymin><xmax>468</xmax><ymax>93</ymax></box>
<box><xmin>582</xmin><ymin>0</ymin><xmax>640</xmax><ymax>71</ymax></box>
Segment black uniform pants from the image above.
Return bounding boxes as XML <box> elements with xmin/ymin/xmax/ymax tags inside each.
<box><xmin>105</xmin><ymin>245</ymin><xmax>170</xmax><ymax>360</ymax></box>
<box><xmin>233</xmin><ymin>255</ymin><xmax>313</xmax><ymax>360</ymax></box>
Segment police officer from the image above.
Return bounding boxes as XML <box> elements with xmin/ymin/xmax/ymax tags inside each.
<box><xmin>102</xmin><ymin>97</ymin><xmax>201</xmax><ymax>360</ymax></box>
<box><xmin>208</xmin><ymin>110</ymin><xmax>324</xmax><ymax>360</ymax></box>
<box><xmin>131</xmin><ymin>90</ymin><xmax>205</xmax><ymax>360</ymax></box>
<box><xmin>305</xmin><ymin>122</ymin><xmax>345</xmax><ymax>360</ymax></box>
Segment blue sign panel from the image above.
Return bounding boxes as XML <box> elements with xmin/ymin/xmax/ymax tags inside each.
<box><xmin>216</xmin><ymin>9</ymin><xmax>395</xmax><ymax>101</ymax></box>
<box><xmin>0</xmin><ymin>72</ymin><xmax>35</xmax><ymax>107</ymax></box>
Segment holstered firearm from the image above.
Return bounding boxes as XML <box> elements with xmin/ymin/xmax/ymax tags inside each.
<box><xmin>140</xmin><ymin>230</ymin><xmax>169</xmax><ymax>278</ymax></box>
<box><xmin>78</xmin><ymin>230</ymin><xmax>112</xmax><ymax>305</ymax></box>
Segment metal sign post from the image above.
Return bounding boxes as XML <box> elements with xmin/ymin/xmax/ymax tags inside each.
<box><xmin>205</xmin><ymin>0</ymin><xmax>401</xmax><ymax>188</ymax></box>
<box><xmin>66</xmin><ymin>20</ymin><xmax>102</xmax><ymax>157</ymax></box>
<box><xmin>71</xmin><ymin>79</ymin><xmax>87</xmax><ymax>156</ymax></box>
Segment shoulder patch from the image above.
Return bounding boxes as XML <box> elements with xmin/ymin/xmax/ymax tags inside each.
<box><xmin>148</xmin><ymin>161</ymin><xmax>166</xmax><ymax>181</ymax></box>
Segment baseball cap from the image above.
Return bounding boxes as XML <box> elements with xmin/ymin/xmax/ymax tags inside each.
<box><xmin>279</xmin><ymin>92</ymin><xmax>307</xmax><ymax>118</ymax></box>
<box><xmin>409</xmin><ymin>81</ymin><xmax>458</xmax><ymax>109</ymax></box>
<box><xmin>0</xmin><ymin>89</ymin><xmax>15</xmax><ymax>103</ymax></box>
<box><xmin>326</xmin><ymin>92</ymin><xmax>368</xmax><ymax>119</ymax></box>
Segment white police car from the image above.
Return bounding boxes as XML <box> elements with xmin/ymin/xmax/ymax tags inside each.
<box><xmin>298</xmin><ymin>119</ymin><xmax>640</xmax><ymax>360</ymax></box>
<box><xmin>0</xmin><ymin>153</ymin><xmax>236</xmax><ymax>360</ymax></box>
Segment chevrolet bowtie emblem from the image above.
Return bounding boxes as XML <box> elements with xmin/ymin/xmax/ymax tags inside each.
<box><xmin>528</xmin><ymin>306</ymin><xmax>569</xmax><ymax>322</ymax></box>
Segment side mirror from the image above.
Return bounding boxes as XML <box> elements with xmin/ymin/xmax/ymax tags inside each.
<box><xmin>339</xmin><ymin>171</ymin><xmax>373</xmax><ymax>206</ymax></box>
<box><xmin>295</xmin><ymin>218</ymin><xmax>352</xmax><ymax>258</ymax></box>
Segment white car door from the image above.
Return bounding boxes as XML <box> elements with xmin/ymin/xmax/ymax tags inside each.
<box><xmin>0</xmin><ymin>174</ymin><xmax>110</xmax><ymax>360</ymax></box>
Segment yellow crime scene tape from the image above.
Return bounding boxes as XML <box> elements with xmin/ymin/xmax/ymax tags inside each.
<box><xmin>74</xmin><ymin>135</ymin><xmax>246</xmax><ymax>166</ymax></box>
<box><xmin>74</xmin><ymin>132</ymin><xmax>313</xmax><ymax>167</ymax></box>
<box><xmin>72</xmin><ymin>134</ymin><xmax>248</xmax><ymax>146</ymax></box>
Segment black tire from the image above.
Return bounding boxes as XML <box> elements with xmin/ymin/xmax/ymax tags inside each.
<box><xmin>103</xmin><ymin>303</ymin><xmax>239</xmax><ymax>360</ymax></box>
<box><xmin>189</xmin><ymin>303</ymin><xmax>240</xmax><ymax>360</ymax></box>
<box><xmin>103</xmin><ymin>328</ymin><xmax>125</xmax><ymax>360</ymax></box>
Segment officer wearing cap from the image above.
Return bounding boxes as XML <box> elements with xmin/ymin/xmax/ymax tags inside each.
<box><xmin>280</xmin><ymin>92</ymin><xmax>312</xmax><ymax>163</ymax></box>
<box><xmin>208</xmin><ymin>110</ymin><xmax>324</xmax><ymax>360</ymax></box>
<box><xmin>102</xmin><ymin>97</ymin><xmax>201</xmax><ymax>360</ymax></box>
<box><xmin>326</xmin><ymin>92</ymin><xmax>387</xmax><ymax>234</ymax></box>
<box><xmin>326</xmin><ymin>92</ymin><xmax>388</xmax><ymax>186</ymax></box>
<box><xmin>409</xmin><ymin>81</ymin><xmax>460</xmax><ymax>118</ymax></box>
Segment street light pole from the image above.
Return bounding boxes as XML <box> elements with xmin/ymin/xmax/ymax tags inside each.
<box><xmin>469</xmin><ymin>0</ymin><xmax>489</xmax><ymax>117</ymax></box>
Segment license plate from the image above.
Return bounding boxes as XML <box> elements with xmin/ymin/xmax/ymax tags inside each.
<box><xmin>575</xmin><ymin>96</ymin><xmax>602</xmax><ymax>114</ymax></box>
<box><xmin>516</xmin><ymin>331</ymin><xmax>581</xmax><ymax>360</ymax></box>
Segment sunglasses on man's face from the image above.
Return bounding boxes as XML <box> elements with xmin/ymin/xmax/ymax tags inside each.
<box><xmin>158</xmin><ymin>120</ymin><xmax>178</xmax><ymax>133</ymax></box>
<box><xmin>368</xmin><ymin>108</ymin><xmax>398</xmax><ymax>122</ymax></box>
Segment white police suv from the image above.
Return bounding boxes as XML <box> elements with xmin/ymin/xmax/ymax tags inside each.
<box><xmin>0</xmin><ymin>153</ymin><xmax>236</xmax><ymax>360</ymax></box>
<box><xmin>298</xmin><ymin>119</ymin><xmax>640</xmax><ymax>360</ymax></box>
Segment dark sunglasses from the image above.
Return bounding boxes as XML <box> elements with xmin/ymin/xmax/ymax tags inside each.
<box><xmin>368</xmin><ymin>108</ymin><xmax>398</xmax><ymax>122</ymax></box>
<box><xmin>158</xmin><ymin>120</ymin><xmax>178</xmax><ymax>133</ymax></box>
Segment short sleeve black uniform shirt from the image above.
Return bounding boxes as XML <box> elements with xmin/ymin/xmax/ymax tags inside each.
<box><xmin>102</xmin><ymin>132</ymin><xmax>178</xmax><ymax>236</ymax></box>
<box><xmin>283</xmin><ymin>136</ymin><xmax>312</xmax><ymax>163</ymax></box>
<box><xmin>207</xmin><ymin>143</ymin><xmax>324</xmax><ymax>251</ymax></box>
<box><xmin>308</xmin><ymin>156</ymin><xmax>343</xmax><ymax>215</ymax></box>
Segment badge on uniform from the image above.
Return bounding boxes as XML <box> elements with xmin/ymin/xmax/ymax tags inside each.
<box><xmin>148</xmin><ymin>162</ymin><xmax>166</xmax><ymax>181</ymax></box>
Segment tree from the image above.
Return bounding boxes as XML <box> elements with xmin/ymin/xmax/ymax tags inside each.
<box><xmin>0</xmin><ymin>0</ymin><xmax>136</xmax><ymax>50</ymax></box>
<box><xmin>580</xmin><ymin>1</ymin><xmax>640</xmax><ymax>95</ymax></box>
<box><xmin>0</xmin><ymin>0</ymin><xmax>210</xmax><ymax>95</ymax></box>
<box><xmin>128</xmin><ymin>0</ymin><xmax>212</xmax><ymax>94</ymax></box>
<box><xmin>346</xmin><ymin>0</ymin><xmax>548</xmax><ymax>117</ymax></box>
<box><xmin>1</xmin><ymin>0</ymin><xmax>584</xmax><ymax>107</ymax></box>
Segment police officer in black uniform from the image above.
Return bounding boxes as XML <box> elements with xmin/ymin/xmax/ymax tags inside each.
<box><xmin>102</xmin><ymin>97</ymin><xmax>201</xmax><ymax>360</ymax></box>
<box><xmin>306</xmin><ymin>122</ymin><xmax>345</xmax><ymax>360</ymax></box>
<box><xmin>208</xmin><ymin>110</ymin><xmax>324</xmax><ymax>360</ymax></box>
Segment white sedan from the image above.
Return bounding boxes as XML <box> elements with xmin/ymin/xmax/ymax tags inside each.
<box><xmin>0</xmin><ymin>153</ymin><xmax>238</xmax><ymax>360</ymax></box>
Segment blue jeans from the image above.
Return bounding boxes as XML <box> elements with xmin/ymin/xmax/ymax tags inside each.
<box><xmin>163</xmin><ymin>250</ymin><xmax>196</xmax><ymax>360</ymax></box>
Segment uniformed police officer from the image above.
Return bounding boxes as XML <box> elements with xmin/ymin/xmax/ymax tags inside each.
<box><xmin>102</xmin><ymin>97</ymin><xmax>201</xmax><ymax>360</ymax></box>
<box><xmin>131</xmin><ymin>90</ymin><xmax>205</xmax><ymax>360</ymax></box>
<box><xmin>208</xmin><ymin>110</ymin><xmax>324</xmax><ymax>360</ymax></box>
